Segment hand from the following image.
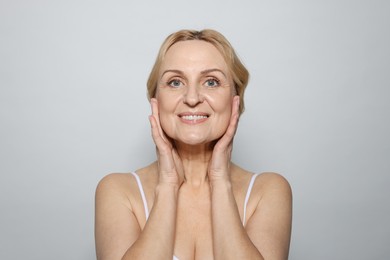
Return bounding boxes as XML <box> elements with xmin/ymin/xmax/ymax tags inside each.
<box><xmin>149</xmin><ymin>98</ymin><xmax>184</xmax><ymax>187</ymax></box>
<box><xmin>208</xmin><ymin>96</ymin><xmax>240</xmax><ymax>184</ymax></box>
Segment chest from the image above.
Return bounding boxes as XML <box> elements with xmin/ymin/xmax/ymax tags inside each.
<box><xmin>174</xmin><ymin>191</ymin><xmax>213</xmax><ymax>259</ymax></box>
<box><xmin>172</xmin><ymin>186</ymin><xmax>246</xmax><ymax>259</ymax></box>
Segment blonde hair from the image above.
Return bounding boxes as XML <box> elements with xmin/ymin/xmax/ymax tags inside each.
<box><xmin>147</xmin><ymin>29</ymin><xmax>249</xmax><ymax>114</ymax></box>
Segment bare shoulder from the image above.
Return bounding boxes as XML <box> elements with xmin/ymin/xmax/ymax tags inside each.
<box><xmin>96</xmin><ymin>162</ymin><xmax>157</xmax><ymax>196</ymax></box>
<box><xmin>246</xmin><ymin>173</ymin><xmax>292</xmax><ymax>258</ymax></box>
<box><xmin>256</xmin><ymin>172</ymin><xmax>292</xmax><ymax>195</ymax></box>
<box><xmin>251</xmin><ymin>172</ymin><xmax>292</xmax><ymax>208</ymax></box>
<box><xmin>95</xmin><ymin>163</ymin><xmax>158</xmax><ymax>212</ymax></box>
<box><xmin>95</xmin><ymin>173</ymin><xmax>135</xmax><ymax>210</ymax></box>
<box><xmin>96</xmin><ymin>173</ymin><xmax>134</xmax><ymax>194</ymax></box>
<box><xmin>231</xmin><ymin>164</ymin><xmax>291</xmax><ymax>196</ymax></box>
<box><xmin>95</xmin><ymin>172</ymin><xmax>148</xmax><ymax>259</ymax></box>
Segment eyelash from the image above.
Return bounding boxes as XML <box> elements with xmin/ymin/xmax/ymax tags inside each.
<box><xmin>165</xmin><ymin>77</ymin><xmax>221</xmax><ymax>88</ymax></box>
<box><xmin>167</xmin><ymin>78</ymin><xmax>183</xmax><ymax>88</ymax></box>
<box><xmin>204</xmin><ymin>78</ymin><xmax>220</xmax><ymax>87</ymax></box>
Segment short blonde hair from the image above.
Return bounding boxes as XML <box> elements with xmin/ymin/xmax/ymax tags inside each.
<box><xmin>147</xmin><ymin>29</ymin><xmax>249</xmax><ymax>114</ymax></box>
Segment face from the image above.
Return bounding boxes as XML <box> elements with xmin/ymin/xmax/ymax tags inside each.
<box><xmin>155</xmin><ymin>40</ymin><xmax>236</xmax><ymax>145</ymax></box>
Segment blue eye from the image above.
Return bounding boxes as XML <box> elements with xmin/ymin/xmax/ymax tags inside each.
<box><xmin>168</xmin><ymin>79</ymin><xmax>182</xmax><ymax>88</ymax></box>
<box><xmin>205</xmin><ymin>78</ymin><xmax>220</xmax><ymax>87</ymax></box>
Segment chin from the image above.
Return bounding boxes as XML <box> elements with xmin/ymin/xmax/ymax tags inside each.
<box><xmin>175</xmin><ymin>136</ymin><xmax>207</xmax><ymax>146</ymax></box>
<box><xmin>174</xmin><ymin>132</ymin><xmax>224</xmax><ymax>146</ymax></box>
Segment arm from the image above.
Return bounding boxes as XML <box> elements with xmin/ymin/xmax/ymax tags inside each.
<box><xmin>209</xmin><ymin>96</ymin><xmax>292</xmax><ymax>259</ymax></box>
<box><xmin>122</xmin><ymin>183</ymin><xmax>179</xmax><ymax>259</ymax></box>
<box><xmin>211</xmin><ymin>179</ymin><xmax>264</xmax><ymax>259</ymax></box>
<box><xmin>95</xmin><ymin>98</ymin><xmax>183</xmax><ymax>259</ymax></box>
<box><xmin>211</xmin><ymin>173</ymin><xmax>292</xmax><ymax>260</ymax></box>
<box><xmin>95</xmin><ymin>174</ymin><xmax>178</xmax><ymax>260</ymax></box>
<box><xmin>245</xmin><ymin>173</ymin><xmax>292</xmax><ymax>260</ymax></box>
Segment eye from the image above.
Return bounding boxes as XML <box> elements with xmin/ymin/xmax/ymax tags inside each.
<box><xmin>204</xmin><ymin>78</ymin><xmax>220</xmax><ymax>88</ymax></box>
<box><xmin>167</xmin><ymin>79</ymin><xmax>183</xmax><ymax>88</ymax></box>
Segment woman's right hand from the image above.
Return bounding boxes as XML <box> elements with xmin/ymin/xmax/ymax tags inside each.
<box><xmin>149</xmin><ymin>98</ymin><xmax>184</xmax><ymax>187</ymax></box>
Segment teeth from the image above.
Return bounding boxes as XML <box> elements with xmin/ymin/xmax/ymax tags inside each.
<box><xmin>181</xmin><ymin>115</ymin><xmax>208</xmax><ymax>121</ymax></box>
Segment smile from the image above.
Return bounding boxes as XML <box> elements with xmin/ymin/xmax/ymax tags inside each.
<box><xmin>178</xmin><ymin>113</ymin><xmax>209</xmax><ymax>124</ymax></box>
<box><xmin>181</xmin><ymin>115</ymin><xmax>208</xmax><ymax>120</ymax></box>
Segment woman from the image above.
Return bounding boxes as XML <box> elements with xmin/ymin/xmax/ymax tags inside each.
<box><xmin>95</xmin><ymin>29</ymin><xmax>292</xmax><ymax>260</ymax></box>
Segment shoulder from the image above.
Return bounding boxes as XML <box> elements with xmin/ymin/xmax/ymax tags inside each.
<box><xmin>246</xmin><ymin>172</ymin><xmax>292</xmax><ymax>229</ymax></box>
<box><xmin>95</xmin><ymin>163</ymin><xmax>158</xmax><ymax>207</ymax></box>
<box><xmin>254</xmin><ymin>172</ymin><xmax>292</xmax><ymax>210</ymax></box>
<box><xmin>96</xmin><ymin>171</ymin><xmax>154</xmax><ymax>222</ymax></box>
<box><xmin>96</xmin><ymin>161</ymin><xmax>157</xmax><ymax>194</ymax></box>
<box><xmin>256</xmin><ymin>172</ymin><xmax>291</xmax><ymax>193</ymax></box>
<box><xmin>244</xmin><ymin>173</ymin><xmax>292</xmax><ymax>259</ymax></box>
<box><xmin>231</xmin><ymin>165</ymin><xmax>291</xmax><ymax>194</ymax></box>
<box><xmin>96</xmin><ymin>173</ymin><xmax>133</xmax><ymax>194</ymax></box>
<box><xmin>95</xmin><ymin>172</ymin><xmax>142</xmax><ymax>211</ymax></box>
<box><xmin>236</xmin><ymin>170</ymin><xmax>292</xmax><ymax>207</ymax></box>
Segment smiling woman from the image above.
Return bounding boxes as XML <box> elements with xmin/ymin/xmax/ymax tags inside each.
<box><xmin>157</xmin><ymin>40</ymin><xmax>235</xmax><ymax>145</ymax></box>
<box><xmin>95</xmin><ymin>29</ymin><xmax>292</xmax><ymax>260</ymax></box>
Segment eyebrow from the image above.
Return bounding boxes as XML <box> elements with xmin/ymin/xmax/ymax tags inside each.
<box><xmin>160</xmin><ymin>68</ymin><xmax>227</xmax><ymax>78</ymax></box>
<box><xmin>200</xmin><ymin>68</ymin><xmax>227</xmax><ymax>78</ymax></box>
<box><xmin>161</xmin><ymin>69</ymin><xmax>183</xmax><ymax>78</ymax></box>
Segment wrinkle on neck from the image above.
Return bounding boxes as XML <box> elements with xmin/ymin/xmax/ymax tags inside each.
<box><xmin>174</xmin><ymin>140</ymin><xmax>217</xmax><ymax>188</ymax></box>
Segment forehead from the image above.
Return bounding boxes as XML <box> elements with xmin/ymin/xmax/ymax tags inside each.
<box><xmin>161</xmin><ymin>40</ymin><xmax>228</xmax><ymax>72</ymax></box>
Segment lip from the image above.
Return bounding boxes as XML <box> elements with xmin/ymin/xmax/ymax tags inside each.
<box><xmin>177</xmin><ymin>112</ymin><xmax>210</xmax><ymax>125</ymax></box>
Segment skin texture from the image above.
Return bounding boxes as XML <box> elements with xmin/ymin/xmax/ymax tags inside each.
<box><xmin>157</xmin><ymin>40</ymin><xmax>234</xmax><ymax>147</ymax></box>
<box><xmin>95</xmin><ymin>40</ymin><xmax>292</xmax><ymax>260</ymax></box>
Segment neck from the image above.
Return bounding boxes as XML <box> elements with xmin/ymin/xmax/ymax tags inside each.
<box><xmin>174</xmin><ymin>141</ymin><xmax>216</xmax><ymax>188</ymax></box>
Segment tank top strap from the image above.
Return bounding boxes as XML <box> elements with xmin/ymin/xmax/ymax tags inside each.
<box><xmin>129</xmin><ymin>172</ymin><xmax>150</xmax><ymax>221</ymax></box>
<box><xmin>243</xmin><ymin>173</ymin><xmax>261</xmax><ymax>226</ymax></box>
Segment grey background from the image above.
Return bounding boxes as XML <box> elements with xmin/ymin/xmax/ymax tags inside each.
<box><xmin>1</xmin><ymin>0</ymin><xmax>389</xmax><ymax>259</ymax></box>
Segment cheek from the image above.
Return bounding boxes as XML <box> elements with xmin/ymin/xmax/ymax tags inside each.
<box><xmin>205</xmin><ymin>93</ymin><xmax>234</xmax><ymax>134</ymax></box>
<box><xmin>159</xmin><ymin>112</ymin><xmax>175</xmax><ymax>137</ymax></box>
<box><xmin>205</xmin><ymin>92</ymin><xmax>233</xmax><ymax>114</ymax></box>
<box><xmin>156</xmin><ymin>93</ymin><xmax>176</xmax><ymax>115</ymax></box>
<box><xmin>156</xmin><ymin>95</ymin><xmax>178</xmax><ymax>133</ymax></box>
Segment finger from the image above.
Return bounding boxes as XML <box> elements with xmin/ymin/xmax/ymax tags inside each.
<box><xmin>233</xmin><ymin>95</ymin><xmax>240</xmax><ymax>119</ymax></box>
<box><xmin>150</xmin><ymin>98</ymin><xmax>169</xmax><ymax>145</ymax></box>
<box><xmin>149</xmin><ymin>114</ymin><xmax>179</xmax><ymax>175</ymax></box>
<box><xmin>230</xmin><ymin>95</ymin><xmax>240</xmax><ymax>135</ymax></box>
<box><xmin>150</xmin><ymin>98</ymin><xmax>161</xmax><ymax>128</ymax></box>
<box><xmin>150</xmin><ymin>98</ymin><xmax>158</xmax><ymax>117</ymax></box>
<box><xmin>149</xmin><ymin>115</ymin><xmax>169</xmax><ymax>154</ymax></box>
<box><xmin>215</xmin><ymin>97</ymin><xmax>240</xmax><ymax>150</ymax></box>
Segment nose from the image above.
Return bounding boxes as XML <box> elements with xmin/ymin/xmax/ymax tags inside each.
<box><xmin>183</xmin><ymin>84</ymin><xmax>204</xmax><ymax>106</ymax></box>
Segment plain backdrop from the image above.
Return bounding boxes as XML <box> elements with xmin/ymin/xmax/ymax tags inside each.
<box><xmin>1</xmin><ymin>0</ymin><xmax>389</xmax><ymax>259</ymax></box>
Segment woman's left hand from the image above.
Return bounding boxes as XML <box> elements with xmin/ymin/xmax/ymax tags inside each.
<box><xmin>208</xmin><ymin>95</ymin><xmax>240</xmax><ymax>184</ymax></box>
